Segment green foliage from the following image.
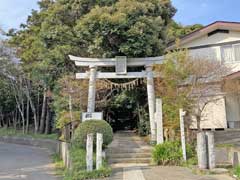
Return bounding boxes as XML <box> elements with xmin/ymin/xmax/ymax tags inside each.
<box><xmin>167</xmin><ymin>21</ymin><xmax>203</xmax><ymax>43</ymax></box>
<box><xmin>233</xmin><ymin>165</ymin><xmax>240</xmax><ymax>179</ymax></box>
<box><xmin>51</xmin><ymin>153</ymin><xmax>66</xmax><ymax>176</ymax></box>
<box><xmin>152</xmin><ymin>141</ymin><xmax>196</xmax><ymax>166</ymax></box>
<box><xmin>75</xmin><ymin>0</ymin><xmax>176</xmax><ymax>57</ymax></box>
<box><xmin>154</xmin><ymin>49</ymin><xmax>193</xmax><ymax>137</ymax></box>
<box><xmin>70</xmin><ymin>147</ymin><xmax>87</xmax><ymax>171</ymax></box>
<box><xmin>53</xmin><ymin>75</ymin><xmax>88</xmax><ymax>129</ymax></box>
<box><xmin>64</xmin><ymin>147</ymin><xmax>111</xmax><ymax>180</ymax></box>
<box><xmin>65</xmin><ymin>168</ymin><xmax>112</xmax><ymax>180</ymax></box>
<box><xmin>52</xmin><ymin>148</ymin><xmax>111</xmax><ymax>180</ymax></box>
<box><xmin>137</xmin><ymin>107</ymin><xmax>150</xmax><ymax>136</ymax></box>
<box><xmin>72</xmin><ymin>120</ymin><xmax>113</xmax><ymax>148</ymax></box>
<box><xmin>0</xmin><ymin>127</ymin><xmax>58</xmax><ymax>140</ymax></box>
<box><xmin>104</xmin><ymin>89</ymin><xmax>147</xmax><ymax>132</ymax></box>
<box><xmin>7</xmin><ymin>0</ymin><xmax>176</xmax><ymax>133</ymax></box>
<box><xmin>56</xmin><ymin>111</ymin><xmax>81</xmax><ymax>129</ymax></box>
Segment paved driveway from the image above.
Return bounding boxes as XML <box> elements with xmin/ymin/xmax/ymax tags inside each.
<box><xmin>0</xmin><ymin>142</ymin><xmax>60</xmax><ymax>180</ymax></box>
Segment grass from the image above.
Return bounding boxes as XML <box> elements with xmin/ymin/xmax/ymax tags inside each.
<box><xmin>182</xmin><ymin>157</ymin><xmax>198</xmax><ymax>168</ymax></box>
<box><xmin>52</xmin><ymin>154</ymin><xmax>66</xmax><ymax>176</ymax></box>
<box><xmin>231</xmin><ymin>165</ymin><xmax>240</xmax><ymax>179</ymax></box>
<box><xmin>52</xmin><ymin>147</ymin><xmax>112</xmax><ymax>180</ymax></box>
<box><xmin>64</xmin><ymin>147</ymin><xmax>112</xmax><ymax>180</ymax></box>
<box><xmin>0</xmin><ymin>127</ymin><xmax>58</xmax><ymax>140</ymax></box>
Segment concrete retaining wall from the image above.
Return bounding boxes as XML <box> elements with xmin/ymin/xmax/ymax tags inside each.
<box><xmin>216</xmin><ymin>146</ymin><xmax>240</xmax><ymax>166</ymax></box>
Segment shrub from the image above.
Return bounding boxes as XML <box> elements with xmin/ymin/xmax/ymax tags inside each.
<box><xmin>69</xmin><ymin>168</ymin><xmax>112</xmax><ymax>180</ymax></box>
<box><xmin>152</xmin><ymin>141</ymin><xmax>195</xmax><ymax>166</ymax></box>
<box><xmin>72</xmin><ymin>120</ymin><xmax>113</xmax><ymax>148</ymax></box>
<box><xmin>63</xmin><ymin>147</ymin><xmax>111</xmax><ymax>180</ymax></box>
<box><xmin>137</xmin><ymin>108</ymin><xmax>150</xmax><ymax>136</ymax></box>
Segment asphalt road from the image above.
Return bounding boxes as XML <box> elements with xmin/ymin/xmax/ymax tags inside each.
<box><xmin>0</xmin><ymin>142</ymin><xmax>60</xmax><ymax>180</ymax></box>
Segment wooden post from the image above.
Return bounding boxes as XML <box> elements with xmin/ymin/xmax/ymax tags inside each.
<box><xmin>179</xmin><ymin>109</ymin><xmax>187</xmax><ymax>161</ymax></box>
<box><xmin>146</xmin><ymin>65</ymin><xmax>156</xmax><ymax>142</ymax></box>
<box><xmin>197</xmin><ymin>131</ymin><xmax>208</xmax><ymax>169</ymax></box>
<box><xmin>87</xmin><ymin>66</ymin><xmax>97</xmax><ymax>113</ymax></box>
<box><xmin>96</xmin><ymin>133</ymin><xmax>103</xmax><ymax>170</ymax></box>
<box><xmin>86</xmin><ymin>133</ymin><xmax>93</xmax><ymax>171</ymax></box>
<box><xmin>206</xmin><ymin>131</ymin><xmax>216</xmax><ymax>169</ymax></box>
<box><xmin>155</xmin><ymin>98</ymin><xmax>164</xmax><ymax>144</ymax></box>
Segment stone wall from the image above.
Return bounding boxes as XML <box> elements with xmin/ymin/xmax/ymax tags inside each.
<box><xmin>58</xmin><ymin>141</ymin><xmax>72</xmax><ymax>169</ymax></box>
<box><xmin>216</xmin><ymin>146</ymin><xmax>240</xmax><ymax>166</ymax></box>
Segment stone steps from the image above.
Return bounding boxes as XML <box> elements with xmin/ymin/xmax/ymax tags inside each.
<box><xmin>214</xmin><ymin>130</ymin><xmax>240</xmax><ymax>143</ymax></box>
<box><xmin>107</xmin><ymin>147</ymin><xmax>152</xmax><ymax>154</ymax></box>
<box><xmin>216</xmin><ymin>163</ymin><xmax>233</xmax><ymax>169</ymax></box>
<box><xmin>107</xmin><ymin>131</ymin><xmax>152</xmax><ymax>165</ymax></box>
<box><xmin>108</xmin><ymin>152</ymin><xmax>151</xmax><ymax>159</ymax></box>
<box><xmin>109</xmin><ymin>157</ymin><xmax>152</xmax><ymax>164</ymax></box>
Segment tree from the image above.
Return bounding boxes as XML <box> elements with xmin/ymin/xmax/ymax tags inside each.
<box><xmin>74</xmin><ymin>0</ymin><xmax>176</xmax><ymax>57</ymax></box>
<box><xmin>167</xmin><ymin>21</ymin><xmax>203</xmax><ymax>43</ymax></box>
<box><xmin>154</xmin><ymin>49</ymin><xmax>229</xmax><ymax>137</ymax></box>
<box><xmin>53</xmin><ymin>75</ymin><xmax>88</xmax><ymax>129</ymax></box>
<box><xmin>8</xmin><ymin>0</ymin><xmax>176</xmax><ymax>133</ymax></box>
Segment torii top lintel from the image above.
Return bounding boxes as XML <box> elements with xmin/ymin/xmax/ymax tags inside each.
<box><xmin>68</xmin><ymin>55</ymin><xmax>164</xmax><ymax>67</ymax></box>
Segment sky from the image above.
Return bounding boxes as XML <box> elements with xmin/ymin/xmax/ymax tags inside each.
<box><xmin>0</xmin><ymin>0</ymin><xmax>240</xmax><ymax>31</ymax></box>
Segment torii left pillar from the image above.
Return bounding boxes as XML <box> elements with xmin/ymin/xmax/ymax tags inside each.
<box><xmin>87</xmin><ymin>65</ymin><xmax>97</xmax><ymax>113</ymax></box>
<box><xmin>146</xmin><ymin>65</ymin><xmax>156</xmax><ymax>142</ymax></box>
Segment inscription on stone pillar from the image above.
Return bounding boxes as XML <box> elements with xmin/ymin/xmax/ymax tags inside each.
<box><xmin>116</xmin><ymin>56</ymin><xmax>127</xmax><ymax>75</ymax></box>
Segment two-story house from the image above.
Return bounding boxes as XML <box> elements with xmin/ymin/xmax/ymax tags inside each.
<box><xmin>168</xmin><ymin>21</ymin><xmax>240</xmax><ymax>129</ymax></box>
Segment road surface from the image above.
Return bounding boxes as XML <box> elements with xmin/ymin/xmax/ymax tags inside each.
<box><xmin>0</xmin><ymin>142</ymin><xmax>60</xmax><ymax>180</ymax></box>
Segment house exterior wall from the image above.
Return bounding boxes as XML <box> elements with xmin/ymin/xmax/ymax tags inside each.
<box><xmin>182</xmin><ymin>30</ymin><xmax>240</xmax><ymax>48</ymax></box>
<box><xmin>181</xmin><ymin>30</ymin><xmax>240</xmax><ymax>129</ymax></box>
<box><xmin>225</xmin><ymin>94</ymin><xmax>240</xmax><ymax>128</ymax></box>
<box><xmin>190</xmin><ymin>95</ymin><xmax>227</xmax><ymax>129</ymax></box>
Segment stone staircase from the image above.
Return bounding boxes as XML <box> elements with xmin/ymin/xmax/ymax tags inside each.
<box><xmin>214</xmin><ymin>129</ymin><xmax>240</xmax><ymax>145</ymax></box>
<box><xmin>106</xmin><ymin>131</ymin><xmax>152</xmax><ymax>165</ymax></box>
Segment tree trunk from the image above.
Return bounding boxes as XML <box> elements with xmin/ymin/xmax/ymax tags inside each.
<box><xmin>45</xmin><ymin>98</ymin><xmax>51</xmax><ymax>134</ymax></box>
<box><xmin>21</xmin><ymin>95</ymin><xmax>25</xmax><ymax>134</ymax></box>
<box><xmin>26</xmin><ymin>100</ymin><xmax>30</xmax><ymax>133</ymax></box>
<box><xmin>0</xmin><ymin>110</ymin><xmax>4</xmax><ymax>128</ymax></box>
<box><xmin>14</xmin><ymin>97</ymin><xmax>25</xmax><ymax>132</ymax></box>
<box><xmin>26</xmin><ymin>89</ymin><xmax>38</xmax><ymax>133</ymax></box>
<box><xmin>24</xmin><ymin>79</ymin><xmax>39</xmax><ymax>133</ymax></box>
<box><xmin>196</xmin><ymin>115</ymin><xmax>201</xmax><ymax>131</ymax></box>
<box><xmin>13</xmin><ymin>109</ymin><xmax>17</xmax><ymax>130</ymax></box>
<box><xmin>69</xmin><ymin>94</ymin><xmax>73</xmax><ymax>122</ymax></box>
<box><xmin>39</xmin><ymin>86</ymin><xmax>47</xmax><ymax>133</ymax></box>
<box><xmin>37</xmin><ymin>90</ymin><xmax>40</xmax><ymax>129</ymax></box>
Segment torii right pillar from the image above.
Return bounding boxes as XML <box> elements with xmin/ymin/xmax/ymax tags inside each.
<box><xmin>146</xmin><ymin>65</ymin><xmax>156</xmax><ymax>142</ymax></box>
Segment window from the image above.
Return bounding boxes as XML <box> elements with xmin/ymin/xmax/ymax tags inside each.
<box><xmin>234</xmin><ymin>44</ymin><xmax>240</xmax><ymax>61</ymax></box>
<box><xmin>221</xmin><ymin>44</ymin><xmax>240</xmax><ymax>62</ymax></box>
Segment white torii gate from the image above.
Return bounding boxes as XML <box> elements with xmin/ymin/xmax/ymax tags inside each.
<box><xmin>69</xmin><ymin>55</ymin><xmax>164</xmax><ymax>141</ymax></box>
